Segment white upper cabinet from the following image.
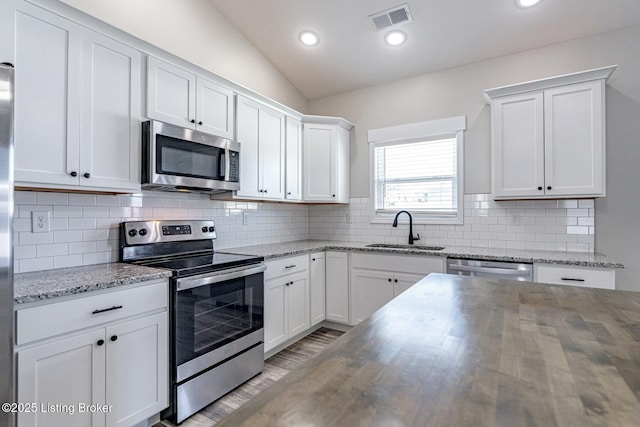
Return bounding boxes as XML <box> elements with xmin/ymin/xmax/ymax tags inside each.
<box><xmin>12</xmin><ymin>1</ymin><xmax>141</xmax><ymax>192</ymax></box>
<box><xmin>147</xmin><ymin>56</ymin><xmax>195</xmax><ymax>128</ymax></box>
<box><xmin>236</xmin><ymin>95</ymin><xmax>285</xmax><ymax>200</ymax></box>
<box><xmin>147</xmin><ymin>56</ymin><xmax>234</xmax><ymax>139</ymax></box>
<box><xmin>543</xmin><ymin>81</ymin><xmax>604</xmax><ymax>197</ymax></box>
<box><xmin>486</xmin><ymin>66</ymin><xmax>615</xmax><ymax>200</ymax></box>
<box><xmin>303</xmin><ymin>118</ymin><xmax>352</xmax><ymax>203</ymax></box>
<box><xmin>79</xmin><ymin>31</ymin><xmax>141</xmax><ymax>191</ymax></box>
<box><xmin>285</xmin><ymin>116</ymin><xmax>302</xmax><ymax>201</ymax></box>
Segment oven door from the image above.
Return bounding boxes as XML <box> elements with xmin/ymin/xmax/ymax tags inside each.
<box><xmin>143</xmin><ymin>120</ymin><xmax>240</xmax><ymax>191</ymax></box>
<box><xmin>174</xmin><ymin>264</ymin><xmax>265</xmax><ymax>382</ymax></box>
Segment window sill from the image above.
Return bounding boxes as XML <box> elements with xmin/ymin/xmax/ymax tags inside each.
<box><xmin>370</xmin><ymin>214</ymin><xmax>463</xmax><ymax>226</ymax></box>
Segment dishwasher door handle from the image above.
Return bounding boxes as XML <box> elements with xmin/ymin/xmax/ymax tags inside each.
<box><xmin>448</xmin><ymin>264</ymin><xmax>529</xmax><ymax>275</ymax></box>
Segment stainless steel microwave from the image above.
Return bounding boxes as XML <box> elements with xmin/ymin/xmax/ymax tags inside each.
<box><xmin>142</xmin><ymin>120</ymin><xmax>240</xmax><ymax>193</ymax></box>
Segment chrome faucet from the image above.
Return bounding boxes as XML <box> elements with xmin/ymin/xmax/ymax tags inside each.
<box><xmin>392</xmin><ymin>210</ymin><xmax>420</xmax><ymax>245</ymax></box>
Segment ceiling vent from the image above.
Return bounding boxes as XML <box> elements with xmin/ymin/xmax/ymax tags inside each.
<box><xmin>368</xmin><ymin>4</ymin><xmax>413</xmax><ymax>31</ymax></box>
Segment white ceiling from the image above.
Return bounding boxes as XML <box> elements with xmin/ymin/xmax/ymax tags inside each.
<box><xmin>209</xmin><ymin>0</ymin><xmax>640</xmax><ymax>100</ymax></box>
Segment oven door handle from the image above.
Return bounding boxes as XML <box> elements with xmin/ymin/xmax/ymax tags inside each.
<box><xmin>176</xmin><ymin>264</ymin><xmax>266</xmax><ymax>291</ymax></box>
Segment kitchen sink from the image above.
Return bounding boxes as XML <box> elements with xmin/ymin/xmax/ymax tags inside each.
<box><xmin>365</xmin><ymin>243</ymin><xmax>445</xmax><ymax>251</ymax></box>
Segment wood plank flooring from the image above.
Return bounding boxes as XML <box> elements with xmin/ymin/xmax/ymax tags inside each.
<box><xmin>156</xmin><ymin>327</ymin><xmax>344</xmax><ymax>427</ymax></box>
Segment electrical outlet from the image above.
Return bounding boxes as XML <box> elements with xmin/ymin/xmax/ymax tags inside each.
<box><xmin>346</xmin><ymin>212</ymin><xmax>353</xmax><ymax>224</ymax></box>
<box><xmin>32</xmin><ymin>211</ymin><xmax>50</xmax><ymax>233</ymax></box>
<box><xmin>242</xmin><ymin>211</ymin><xmax>249</xmax><ymax>225</ymax></box>
<box><xmin>509</xmin><ymin>214</ymin><xmax>521</xmax><ymax>225</ymax></box>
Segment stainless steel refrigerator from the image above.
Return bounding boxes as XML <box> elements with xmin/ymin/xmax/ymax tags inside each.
<box><xmin>0</xmin><ymin>62</ymin><xmax>15</xmax><ymax>427</ymax></box>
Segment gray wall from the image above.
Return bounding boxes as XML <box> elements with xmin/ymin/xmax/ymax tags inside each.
<box><xmin>308</xmin><ymin>25</ymin><xmax>640</xmax><ymax>291</ymax></box>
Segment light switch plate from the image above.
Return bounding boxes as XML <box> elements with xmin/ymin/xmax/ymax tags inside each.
<box><xmin>32</xmin><ymin>211</ymin><xmax>50</xmax><ymax>233</ymax></box>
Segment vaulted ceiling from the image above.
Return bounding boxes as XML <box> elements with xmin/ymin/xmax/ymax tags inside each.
<box><xmin>209</xmin><ymin>0</ymin><xmax>640</xmax><ymax>100</ymax></box>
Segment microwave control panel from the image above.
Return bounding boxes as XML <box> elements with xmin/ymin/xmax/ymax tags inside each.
<box><xmin>228</xmin><ymin>151</ymin><xmax>239</xmax><ymax>182</ymax></box>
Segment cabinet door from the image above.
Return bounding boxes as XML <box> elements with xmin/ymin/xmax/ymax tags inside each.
<box><xmin>534</xmin><ymin>264</ymin><xmax>614</xmax><ymax>290</ymax></box>
<box><xmin>259</xmin><ymin>107</ymin><xmax>285</xmax><ymax>199</ymax></box>
<box><xmin>286</xmin><ymin>273</ymin><xmax>310</xmax><ymax>337</ymax></box>
<box><xmin>79</xmin><ymin>30</ymin><xmax>141</xmax><ymax>191</ymax></box>
<box><xmin>236</xmin><ymin>96</ymin><xmax>261</xmax><ymax>198</ymax></box>
<box><xmin>393</xmin><ymin>272</ymin><xmax>427</xmax><ymax>297</ymax></box>
<box><xmin>309</xmin><ymin>252</ymin><xmax>326</xmax><ymax>326</ymax></box>
<box><xmin>350</xmin><ymin>268</ymin><xmax>393</xmax><ymax>325</ymax></box>
<box><xmin>544</xmin><ymin>80</ymin><xmax>604</xmax><ymax>197</ymax></box>
<box><xmin>146</xmin><ymin>56</ymin><xmax>196</xmax><ymax>129</ymax></box>
<box><xmin>18</xmin><ymin>329</ymin><xmax>106</xmax><ymax>427</ymax></box>
<box><xmin>13</xmin><ymin>2</ymin><xmax>81</xmax><ymax>186</ymax></box>
<box><xmin>285</xmin><ymin>116</ymin><xmax>303</xmax><ymax>201</ymax></box>
<box><xmin>264</xmin><ymin>277</ymin><xmax>287</xmax><ymax>352</ymax></box>
<box><xmin>335</xmin><ymin>126</ymin><xmax>351</xmax><ymax>203</ymax></box>
<box><xmin>491</xmin><ymin>92</ymin><xmax>545</xmax><ymax>198</ymax></box>
<box><xmin>304</xmin><ymin>124</ymin><xmax>337</xmax><ymax>201</ymax></box>
<box><xmin>325</xmin><ymin>252</ymin><xmax>349</xmax><ymax>324</ymax></box>
<box><xmin>196</xmin><ymin>77</ymin><xmax>234</xmax><ymax>138</ymax></box>
<box><xmin>105</xmin><ymin>312</ymin><xmax>168</xmax><ymax>427</ymax></box>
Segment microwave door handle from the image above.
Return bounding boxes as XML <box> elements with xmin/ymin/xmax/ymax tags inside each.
<box><xmin>219</xmin><ymin>152</ymin><xmax>226</xmax><ymax>180</ymax></box>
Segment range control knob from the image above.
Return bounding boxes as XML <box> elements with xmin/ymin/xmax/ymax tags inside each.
<box><xmin>202</xmin><ymin>226</ymin><xmax>208</xmax><ymax>233</ymax></box>
<box><xmin>128</xmin><ymin>229</ymin><xmax>137</xmax><ymax>237</ymax></box>
<box><xmin>138</xmin><ymin>229</ymin><xmax>148</xmax><ymax>236</ymax></box>
<box><xmin>208</xmin><ymin>226</ymin><xmax>215</xmax><ymax>233</ymax></box>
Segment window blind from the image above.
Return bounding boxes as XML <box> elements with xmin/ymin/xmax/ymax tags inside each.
<box><xmin>374</xmin><ymin>138</ymin><xmax>457</xmax><ymax>215</ymax></box>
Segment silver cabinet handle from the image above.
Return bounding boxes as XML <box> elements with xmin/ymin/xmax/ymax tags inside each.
<box><xmin>560</xmin><ymin>277</ymin><xmax>585</xmax><ymax>282</ymax></box>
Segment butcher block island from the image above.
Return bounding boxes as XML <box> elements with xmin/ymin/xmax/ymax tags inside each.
<box><xmin>217</xmin><ymin>273</ymin><xmax>640</xmax><ymax>427</ymax></box>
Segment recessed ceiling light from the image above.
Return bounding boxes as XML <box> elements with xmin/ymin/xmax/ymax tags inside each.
<box><xmin>299</xmin><ymin>31</ymin><xmax>319</xmax><ymax>47</ymax></box>
<box><xmin>385</xmin><ymin>30</ymin><xmax>406</xmax><ymax>46</ymax></box>
<box><xmin>516</xmin><ymin>0</ymin><xmax>542</xmax><ymax>8</ymax></box>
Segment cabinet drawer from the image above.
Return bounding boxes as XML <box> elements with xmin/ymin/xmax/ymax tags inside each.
<box><xmin>264</xmin><ymin>255</ymin><xmax>309</xmax><ymax>280</ymax></box>
<box><xmin>351</xmin><ymin>253</ymin><xmax>444</xmax><ymax>275</ymax></box>
<box><xmin>17</xmin><ymin>280</ymin><xmax>168</xmax><ymax>345</ymax></box>
<box><xmin>534</xmin><ymin>265</ymin><xmax>615</xmax><ymax>290</ymax></box>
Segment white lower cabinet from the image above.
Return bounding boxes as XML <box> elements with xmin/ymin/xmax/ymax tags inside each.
<box><xmin>105</xmin><ymin>313</ymin><xmax>168</xmax><ymax>427</ymax></box>
<box><xmin>309</xmin><ymin>252</ymin><xmax>326</xmax><ymax>326</ymax></box>
<box><xmin>264</xmin><ymin>256</ymin><xmax>310</xmax><ymax>352</ymax></box>
<box><xmin>534</xmin><ymin>264</ymin><xmax>615</xmax><ymax>290</ymax></box>
<box><xmin>16</xmin><ymin>280</ymin><xmax>169</xmax><ymax>427</ymax></box>
<box><xmin>325</xmin><ymin>252</ymin><xmax>349</xmax><ymax>324</ymax></box>
<box><xmin>350</xmin><ymin>253</ymin><xmax>444</xmax><ymax>325</ymax></box>
<box><xmin>17</xmin><ymin>329</ymin><xmax>106</xmax><ymax>427</ymax></box>
<box><xmin>350</xmin><ymin>269</ymin><xmax>394</xmax><ymax>325</ymax></box>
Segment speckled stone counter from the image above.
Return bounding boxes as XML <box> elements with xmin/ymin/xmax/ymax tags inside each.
<box><xmin>225</xmin><ymin>240</ymin><xmax>624</xmax><ymax>268</ymax></box>
<box><xmin>14</xmin><ymin>263</ymin><xmax>173</xmax><ymax>305</ymax></box>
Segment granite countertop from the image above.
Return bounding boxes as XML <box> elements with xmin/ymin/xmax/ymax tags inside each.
<box><xmin>14</xmin><ymin>263</ymin><xmax>173</xmax><ymax>305</ymax></box>
<box><xmin>216</xmin><ymin>273</ymin><xmax>640</xmax><ymax>427</ymax></box>
<box><xmin>224</xmin><ymin>240</ymin><xmax>624</xmax><ymax>268</ymax></box>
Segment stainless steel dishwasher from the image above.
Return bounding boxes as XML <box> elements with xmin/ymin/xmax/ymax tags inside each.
<box><xmin>446</xmin><ymin>258</ymin><xmax>533</xmax><ymax>281</ymax></box>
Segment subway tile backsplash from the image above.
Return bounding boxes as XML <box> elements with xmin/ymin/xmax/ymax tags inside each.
<box><xmin>309</xmin><ymin>194</ymin><xmax>595</xmax><ymax>253</ymax></box>
<box><xmin>13</xmin><ymin>191</ymin><xmax>594</xmax><ymax>273</ymax></box>
<box><xmin>13</xmin><ymin>190</ymin><xmax>309</xmax><ymax>273</ymax></box>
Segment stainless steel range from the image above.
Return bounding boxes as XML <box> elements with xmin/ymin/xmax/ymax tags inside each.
<box><xmin>119</xmin><ymin>220</ymin><xmax>265</xmax><ymax>424</ymax></box>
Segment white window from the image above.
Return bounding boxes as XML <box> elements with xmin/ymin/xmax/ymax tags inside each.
<box><xmin>369</xmin><ymin>116</ymin><xmax>465</xmax><ymax>224</ymax></box>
